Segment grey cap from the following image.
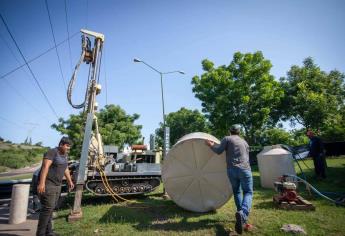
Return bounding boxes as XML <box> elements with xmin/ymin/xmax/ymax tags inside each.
<box><xmin>230</xmin><ymin>124</ymin><xmax>241</xmax><ymax>132</ymax></box>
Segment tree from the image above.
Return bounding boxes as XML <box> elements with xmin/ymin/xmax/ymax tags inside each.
<box><xmin>35</xmin><ymin>141</ymin><xmax>43</xmax><ymax>147</ymax></box>
<box><xmin>52</xmin><ymin>104</ymin><xmax>142</xmax><ymax>158</ymax></box>
<box><xmin>280</xmin><ymin>57</ymin><xmax>345</xmax><ymax>135</ymax></box>
<box><xmin>97</xmin><ymin>105</ymin><xmax>142</xmax><ymax>147</ymax></box>
<box><xmin>320</xmin><ymin>109</ymin><xmax>345</xmax><ymax>141</ymax></box>
<box><xmin>259</xmin><ymin>128</ymin><xmax>308</xmax><ymax>146</ymax></box>
<box><xmin>155</xmin><ymin>107</ymin><xmax>210</xmax><ymax>148</ymax></box>
<box><xmin>192</xmin><ymin>51</ymin><xmax>284</xmax><ymax>144</ymax></box>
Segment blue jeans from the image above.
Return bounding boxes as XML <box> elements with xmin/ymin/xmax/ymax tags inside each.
<box><xmin>227</xmin><ymin>167</ymin><xmax>253</xmax><ymax>223</ymax></box>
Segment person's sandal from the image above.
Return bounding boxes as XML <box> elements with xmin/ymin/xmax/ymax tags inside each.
<box><xmin>235</xmin><ymin>212</ymin><xmax>243</xmax><ymax>234</ymax></box>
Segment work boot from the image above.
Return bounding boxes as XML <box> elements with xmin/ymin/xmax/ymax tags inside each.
<box><xmin>235</xmin><ymin>211</ymin><xmax>243</xmax><ymax>234</ymax></box>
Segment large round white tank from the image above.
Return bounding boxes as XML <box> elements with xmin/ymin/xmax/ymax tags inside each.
<box><xmin>257</xmin><ymin>145</ymin><xmax>296</xmax><ymax>189</ymax></box>
<box><xmin>162</xmin><ymin>132</ymin><xmax>232</xmax><ymax>213</ymax></box>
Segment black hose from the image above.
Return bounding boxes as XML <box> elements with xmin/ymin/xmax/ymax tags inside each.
<box><xmin>67</xmin><ymin>34</ymin><xmax>95</xmax><ymax>109</ymax></box>
<box><xmin>67</xmin><ymin>41</ymin><xmax>88</xmax><ymax>109</ymax></box>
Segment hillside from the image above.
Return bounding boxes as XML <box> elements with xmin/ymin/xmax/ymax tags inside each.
<box><xmin>0</xmin><ymin>141</ymin><xmax>47</xmax><ymax>172</ymax></box>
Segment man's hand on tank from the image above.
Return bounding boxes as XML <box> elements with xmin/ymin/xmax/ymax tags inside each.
<box><xmin>205</xmin><ymin>140</ymin><xmax>214</xmax><ymax>147</ymax></box>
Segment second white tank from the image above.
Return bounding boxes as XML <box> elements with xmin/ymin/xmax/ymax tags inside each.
<box><xmin>257</xmin><ymin>145</ymin><xmax>296</xmax><ymax>189</ymax></box>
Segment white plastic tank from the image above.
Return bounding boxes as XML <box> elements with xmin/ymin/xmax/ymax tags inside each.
<box><xmin>162</xmin><ymin>132</ymin><xmax>233</xmax><ymax>213</ymax></box>
<box><xmin>257</xmin><ymin>145</ymin><xmax>296</xmax><ymax>189</ymax></box>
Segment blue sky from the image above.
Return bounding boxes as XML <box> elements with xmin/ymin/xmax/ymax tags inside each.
<box><xmin>0</xmin><ymin>0</ymin><xmax>344</xmax><ymax>147</ymax></box>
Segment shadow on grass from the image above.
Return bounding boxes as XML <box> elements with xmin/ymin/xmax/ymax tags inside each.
<box><xmin>57</xmin><ymin>191</ymin><xmax>151</xmax><ymax>211</ymax></box>
<box><xmin>294</xmin><ymin>165</ymin><xmax>345</xmax><ymax>195</ymax></box>
<box><xmin>98</xmin><ymin>197</ymin><xmax>229</xmax><ymax>235</ymax></box>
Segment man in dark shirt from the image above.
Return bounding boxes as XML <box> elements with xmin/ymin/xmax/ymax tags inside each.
<box><xmin>36</xmin><ymin>137</ymin><xmax>74</xmax><ymax>236</ymax></box>
<box><xmin>206</xmin><ymin>125</ymin><xmax>253</xmax><ymax>234</ymax></box>
<box><xmin>306</xmin><ymin>130</ymin><xmax>326</xmax><ymax>179</ymax></box>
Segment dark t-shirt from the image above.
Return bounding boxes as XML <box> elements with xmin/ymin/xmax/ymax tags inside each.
<box><xmin>309</xmin><ymin>136</ymin><xmax>324</xmax><ymax>158</ymax></box>
<box><xmin>43</xmin><ymin>147</ymin><xmax>68</xmax><ymax>186</ymax></box>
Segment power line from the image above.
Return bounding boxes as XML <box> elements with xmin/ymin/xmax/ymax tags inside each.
<box><xmin>0</xmin><ymin>115</ymin><xmax>25</xmax><ymax>129</ymax></box>
<box><xmin>0</xmin><ymin>13</ymin><xmax>59</xmax><ymax>120</ymax></box>
<box><xmin>103</xmin><ymin>49</ymin><xmax>108</xmax><ymax>106</ymax></box>
<box><xmin>0</xmin><ymin>33</ymin><xmax>53</xmax><ymax>122</ymax></box>
<box><xmin>0</xmin><ymin>32</ymin><xmax>31</xmax><ymax>78</ymax></box>
<box><xmin>3</xmin><ymin>79</ymin><xmax>52</xmax><ymax>122</ymax></box>
<box><xmin>64</xmin><ymin>0</ymin><xmax>73</xmax><ymax>72</ymax></box>
<box><xmin>44</xmin><ymin>0</ymin><xmax>67</xmax><ymax>91</ymax></box>
<box><xmin>0</xmin><ymin>31</ymin><xmax>79</xmax><ymax>80</ymax></box>
<box><xmin>86</xmin><ymin>0</ymin><xmax>89</xmax><ymax>28</ymax></box>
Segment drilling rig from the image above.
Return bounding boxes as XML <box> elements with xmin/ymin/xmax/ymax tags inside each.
<box><xmin>67</xmin><ymin>30</ymin><xmax>161</xmax><ymax>221</ymax></box>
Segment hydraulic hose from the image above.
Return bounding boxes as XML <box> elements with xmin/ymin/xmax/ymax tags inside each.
<box><xmin>67</xmin><ymin>49</ymin><xmax>87</xmax><ymax>109</ymax></box>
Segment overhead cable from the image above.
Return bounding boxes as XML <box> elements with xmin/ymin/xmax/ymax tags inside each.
<box><xmin>0</xmin><ymin>31</ymin><xmax>79</xmax><ymax>80</ymax></box>
<box><xmin>0</xmin><ymin>33</ymin><xmax>52</xmax><ymax>122</ymax></box>
<box><xmin>86</xmin><ymin>0</ymin><xmax>89</xmax><ymax>28</ymax></box>
<box><xmin>3</xmin><ymin>79</ymin><xmax>52</xmax><ymax>122</ymax></box>
<box><xmin>0</xmin><ymin>115</ymin><xmax>26</xmax><ymax>129</ymax></box>
<box><xmin>0</xmin><ymin>13</ymin><xmax>59</xmax><ymax>120</ymax></box>
<box><xmin>103</xmin><ymin>49</ymin><xmax>108</xmax><ymax>106</ymax></box>
<box><xmin>0</xmin><ymin>35</ymin><xmax>52</xmax><ymax>121</ymax></box>
<box><xmin>0</xmin><ymin>32</ymin><xmax>31</xmax><ymax>78</ymax></box>
<box><xmin>64</xmin><ymin>0</ymin><xmax>73</xmax><ymax>72</ymax></box>
<box><xmin>44</xmin><ymin>0</ymin><xmax>67</xmax><ymax>91</ymax></box>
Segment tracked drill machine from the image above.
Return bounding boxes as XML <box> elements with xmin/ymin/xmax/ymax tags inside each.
<box><xmin>67</xmin><ymin>30</ymin><xmax>161</xmax><ymax>221</ymax></box>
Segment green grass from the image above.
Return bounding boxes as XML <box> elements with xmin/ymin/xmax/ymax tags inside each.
<box><xmin>54</xmin><ymin>157</ymin><xmax>345</xmax><ymax>236</ymax></box>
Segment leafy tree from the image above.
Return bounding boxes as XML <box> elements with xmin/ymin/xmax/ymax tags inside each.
<box><xmin>35</xmin><ymin>141</ymin><xmax>43</xmax><ymax>147</ymax></box>
<box><xmin>192</xmin><ymin>51</ymin><xmax>284</xmax><ymax>144</ymax></box>
<box><xmin>51</xmin><ymin>114</ymin><xmax>84</xmax><ymax>158</ymax></box>
<box><xmin>97</xmin><ymin>105</ymin><xmax>142</xmax><ymax>147</ymax></box>
<box><xmin>320</xmin><ymin>109</ymin><xmax>345</xmax><ymax>142</ymax></box>
<box><xmin>155</xmin><ymin>107</ymin><xmax>210</xmax><ymax>148</ymax></box>
<box><xmin>259</xmin><ymin>128</ymin><xmax>308</xmax><ymax>146</ymax></box>
<box><xmin>290</xmin><ymin>128</ymin><xmax>309</xmax><ymax>146</ymax></box>
<box><xmin>52</xmin><ymin>104</ymin><xmax>142</xmax><ymax>159</ymax></box>
<box><xmin>280</xmin><ymin>58</ymin><xmax>345</xmax><ymax>132</ymax></box>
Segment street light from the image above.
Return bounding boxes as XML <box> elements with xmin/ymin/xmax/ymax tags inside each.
<box><xmin>133</xmin><ymin>58</ymin><xmax>184</xmax><ymax>160</ymax></box>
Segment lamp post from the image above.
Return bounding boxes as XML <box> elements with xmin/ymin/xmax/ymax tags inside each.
<box><xmin>133</xmin><ymin>58</ymin><xmax>184</xmax><ymax>161</ymax></box>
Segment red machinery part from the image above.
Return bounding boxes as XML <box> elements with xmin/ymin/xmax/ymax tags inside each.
<box><xmin>132</xmin><ymin>144</ymin><xmax>147</xmax><ymax>151</ymax></box>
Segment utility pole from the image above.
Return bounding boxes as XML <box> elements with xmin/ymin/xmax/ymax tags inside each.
<box><xmin>68</xmin><ymin>29</ymin><xmax>104</xmax><ymax>222</ymax></box>
<box><xmin>133</xmin><ymin>58</ymin><xmax>184</xmax><ymax>160</ymax></box>
<box><xmin>24</xmin><ymin>122</ymin><xmax>39</xmax><ymax>145</ymax></box>
<box><xmin>133</xmin><ymin>58</ymin><xmax>184</xmax><ymax>198</ymax></box>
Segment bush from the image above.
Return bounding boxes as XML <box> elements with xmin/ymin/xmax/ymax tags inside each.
<box><xmin>259</xmin><ymin>128</ymin><xmax>308</xmax><ymax>146</ymax></box>
<box><xmin>0</xmin><ymin>147</ymin><xmax>47</xmax><ymax>169</ymax></box>
<box><xmin>0</xmin><ymin>166</ymin><xmax>8</xmax><ymax>173</ymax></box>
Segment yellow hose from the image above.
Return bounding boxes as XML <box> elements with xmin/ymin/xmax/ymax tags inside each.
<box><xmin>95</xmin><ymin>159</ymin><xmax>132</xmax><ymax>202</ymax></box>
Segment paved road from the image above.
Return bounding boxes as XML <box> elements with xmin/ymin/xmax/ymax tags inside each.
<box><xmin>0</xmin><ymin>198</ymin><xmax>38</xmax><ymax>236</ymax></box>
<box><xmin>0</xmin><ymin>164</ymin><xmax>40</xmax><ymax>178</ymax></box>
